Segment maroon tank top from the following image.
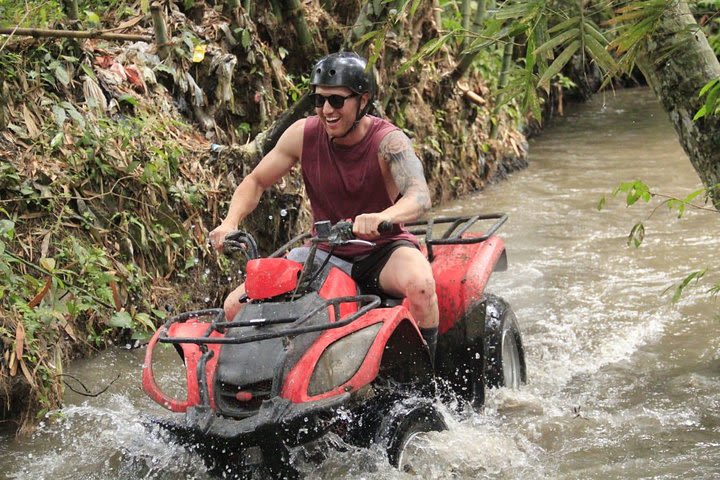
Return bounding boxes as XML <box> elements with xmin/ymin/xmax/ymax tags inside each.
<box><xmin>301</xmin><ymin>115</ymin><xmax>419</xmax><ymax>258</ymax></box>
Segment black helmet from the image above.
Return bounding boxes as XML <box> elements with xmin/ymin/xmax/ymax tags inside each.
<box><xmin>310</xmin><ymin>52</ymin><xmax>374</xmax><ymax>99</ymax></box>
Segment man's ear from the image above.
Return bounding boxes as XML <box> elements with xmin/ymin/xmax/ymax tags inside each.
<box><xmin>360</xmin><ymin>93</ymin><xmax>370</xmax><ymax>111</ymax></box>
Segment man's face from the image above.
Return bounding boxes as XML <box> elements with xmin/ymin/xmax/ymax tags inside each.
<box><xmin>314</xmin><ymin>86</ymin><xmax>367</xmax><ymax>137</ymax></box>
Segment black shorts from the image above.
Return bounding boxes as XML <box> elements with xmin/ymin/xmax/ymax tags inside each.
<box><xmin>350</xmin><ymin>240</ymin><xmax>418</xmax><ymax>295</ymax></box>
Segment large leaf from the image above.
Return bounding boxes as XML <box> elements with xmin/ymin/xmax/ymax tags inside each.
<box><xmin>55</xmin><ymin>64</ymin><xmax>71</xmax><ymax>87</ymax></box>
<box><xmin>534</xmin><ymin>27</ymin><xmax>579</xmax><ymax>56</ymax></box>
<box><xmin>663</xmin><ymin>270</ymin><xmax>707</xmax><ymax>303</ymax></box>
<box><xmin>538</xmin><ymin>40</ymin><xmax>580</xmax><ymax>86</ymax></box>
<box><xmin>109</xmin><ymin>311</ymin><xmax>132</xmax><ymax>329</ymax></box>
<box><xmin>583</xmin><ymin>33</ymin><xmax>616</xmax><ymax>73</ymax></box>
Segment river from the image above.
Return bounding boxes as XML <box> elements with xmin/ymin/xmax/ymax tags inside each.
<box><xmin>1</xmin><ymin>88</ymin><xmax>718</xmax><ymax>479</ymax></box>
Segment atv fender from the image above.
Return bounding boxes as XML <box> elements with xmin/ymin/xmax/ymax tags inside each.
<box><xmin>425</xmin><ymin>233</ymin><xmax>506</xmax><ymax>334</ymax></box>
<box><xmin>281</xmin><ymin>307</ymin><xmax>431</xmax><ymax>403</ymax></box>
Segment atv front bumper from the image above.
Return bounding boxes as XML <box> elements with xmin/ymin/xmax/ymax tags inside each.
<box><xmin>157</xmin><ymin>392</ymin><xmax>354</xmax><ymax>448</ymax></box>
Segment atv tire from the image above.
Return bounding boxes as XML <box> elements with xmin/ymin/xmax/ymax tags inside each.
<box><xmin>484</xmin><ymin>294</ymin><xmax>527</xmax><ymax>389</ymax></box>
<box><xmin>374</xmin><ymin>397</ymin><xmax>446</xmax><ymax>470</ymax></box>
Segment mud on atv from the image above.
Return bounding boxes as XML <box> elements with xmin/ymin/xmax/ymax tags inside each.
<box><xmin>142</xmin><ymin>213</ymin><xmax>526</xmax><ymax>476</ymax></box>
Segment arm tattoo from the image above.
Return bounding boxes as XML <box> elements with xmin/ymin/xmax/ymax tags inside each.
<box><xmin>379</xmin><ymin>130</ymin><xmax>431</xmax><ymax>212</ymax></box>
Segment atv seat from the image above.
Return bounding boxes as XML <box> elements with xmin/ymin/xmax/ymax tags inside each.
<box><xmin>379</xmin><ymin>295</ymin><xmax>404</xmax><ymax>307</ymax></box>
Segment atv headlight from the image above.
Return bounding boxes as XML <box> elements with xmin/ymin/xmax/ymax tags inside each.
<box><xmin>307</xmin><ymin>323</ymin><xmax>382</xmax><ymax>397</ymax></box>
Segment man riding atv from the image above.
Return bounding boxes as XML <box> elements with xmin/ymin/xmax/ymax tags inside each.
<box><xmin>208</xmin><ymin>51</ymin><xmax>440</xmax><ymax>360</ymax></box>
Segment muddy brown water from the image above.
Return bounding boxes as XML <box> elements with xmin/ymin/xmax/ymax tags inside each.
<box><xmin>2</xmin><ymin>88</ymin><xmax>719</xmax><ymax>479</ymax></box>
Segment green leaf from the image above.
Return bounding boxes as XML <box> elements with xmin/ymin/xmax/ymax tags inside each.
<box><xmin>84</xmin><ymin>10</ymin><xmax>101</xmax><ymax>26</ymax></box>
<box><xmin>39</xmin><ymin>257</ymin><xmax>56</xmax><ymax>272</ymax></box>
<box><xmin>241</xmin><ymin>29</ymin><xmax>251</xmax><ymax>50</ymax></box>
<box><xmin>534</xmin><ymin>27</ymin><xmax>579</xmax><ymax>56</ymax></box>
<box><xmin>50</xmin><ymin>131</ymin><xmax>64</xmax><ymax>149</ymax></box>
<box><xmin>52</xmin><ymin>104</ymin><xmax>67</xmax><ymax>128</ymax></box>
<box><xmin>55</xmin><ymin>64</ymin><xmax>71</xmax><ymax>86</ymax></box>
<box><xmin>584</xmin><ymin>34</ymin><xmax>616</xmax><ymax>73</ymax></box>
<box><xmin>627</xmin><ymin>221</ymin><xmax>645</xmax><ymax>248</ymax></box>
<box><xmin>495</xmin><ymin>2</ymin><xmax>535</xmax><ymax>20</ymax></box>
<box><xmin>118</xmin><ymin>94</ymin><xmax>139</xmax><ymax>106</ymax></box>
<box><xmin>0</xmin><ymin>219</ymin><xmax>15</xmax><ymax>239</ymax></box>
<box><xmin>664</xmin><ymin>269</ymin><xmax>706</xmax><ymax>303</ymax></box>
<box><xmin>409</xmin><ymin>0</ymin><xmax>421</xmax><ymax>18</ymax></box>
<box><xmin>693</xmin><ymin>104</ymin><xmax>708</xmax><ymax>121</ymax></box>
<box><xmin>548</xmin><ymin>16</ymin><xmax>581</xmax><ymax>35</ymax></box>
<box><xmin>538</xmin><ymin>40</ymin><xmax>580</xmax><ymax>86</ymax></box>
<box><xmin>699</xmin><ymin>78</ymin><xmax>719</xmax><ymax>96</ymax></box>
<box><xmin>614</xmin><ymin>180</ymin><xmax>652</xmax><ymax>206</ymax></box>
<box><xmin>597</xmin><ymin>195</ymin><xmax>606</xmax><ymax>211</ymax></box>
<box><xmin>683</xmin><ymin>187</ymin><xmax>706</xmax><ymax>204</ymax></box>
<box><xmin>109</xmin><ymin>311</ymin><xmax>132</xmax><ymax>328</ymax></box>
<box><xmin>133</xmin><ymin>312</ymin><xmax>156</xmax><ymax>332</ymax></box>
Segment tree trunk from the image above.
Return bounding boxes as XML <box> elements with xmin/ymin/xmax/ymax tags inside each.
<box><xmin>635</xmin><ymin>1</ymin><xmax>720</xmax><ymax>209</ymax></box>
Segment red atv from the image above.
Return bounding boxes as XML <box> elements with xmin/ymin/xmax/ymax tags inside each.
<box><xmin>142</xmin><ymin>213</ymin><xmax>526</xmax><ymax>476</ymax></box>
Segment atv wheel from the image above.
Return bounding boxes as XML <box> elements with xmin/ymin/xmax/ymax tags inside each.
<box><xmin>484</xmin><ymin>295</ymin><xmax>526</xmax><ymax>389</ymax></box>
<box><xmin>374</xmin><ymin>397</ymin><xmax>446</xmax><ymax>470</ymax></box>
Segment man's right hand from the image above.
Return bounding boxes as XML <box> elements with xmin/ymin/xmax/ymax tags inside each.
<box><xmin>208</xmin><ymin>223</ymin><xmax>235</xmax><ymax>252</ymax></box>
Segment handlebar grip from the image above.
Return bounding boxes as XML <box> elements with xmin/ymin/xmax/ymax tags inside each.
<box><xmin>378</xmin><ymin>221</ymin><xmax>394</xmax><ymax>234</ymax></box>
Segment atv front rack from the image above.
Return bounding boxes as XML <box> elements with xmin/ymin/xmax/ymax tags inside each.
<box><xmin>157</xmin><ymin>294</ymin><xmax>381</xmax><ymax>346</ymax></box>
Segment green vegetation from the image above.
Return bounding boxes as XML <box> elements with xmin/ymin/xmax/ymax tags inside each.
<box><xmin>600</xmin><ymin>179</ymin><xmax>720</xmax><ymax>302</ymax></box>
<box><xmin>0</xmin><ymin>26</ymin><xmax>223</xmax><ymax>426</ymax></box>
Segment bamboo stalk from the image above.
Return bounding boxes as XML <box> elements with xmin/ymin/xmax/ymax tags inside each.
<box><xmin>150</xmin><ymin>2</ymin><xmax>170</xmax><ymax>59</ymax></box>
<box><xmin>0</xmin><ymin>27</ymin><xmax>152</xmax><ymax>42</ymax></box>
<box><xmin>491</xmin><ymin>41</ymin><xmax>514</xmax><ymax>139</ymax></box>
<box><xmin>61</xmin><ymin>0</ymin><xmax>80</xmax><ymax>22</ymax></box>
<box><xmin>472</xmin><ymin>0</ymin><xmax>487</xmax><ymax>32</ymax></box>
<box><xmin>270</xmin><ymin>0</ymin><xmax>283</xmax><ymax>21</ymax></box>
<box><xmin>461</xmin><ymin>0</ymin><xmax>472</xmax><ymax>48</ymax></box>
<box><xmin>279</xmin><ymin>0</ymin><xmax>312</xmax><ymax>49</ymax></box>
<box><xmin>448</xmin><ymin>0</ymin><xmax>489</xmax><ymax>82</ymax></box>
<box><xmin>432</xmin><ymin>0</ymin><xmax>442</xmax><ymax>29</ymax></box>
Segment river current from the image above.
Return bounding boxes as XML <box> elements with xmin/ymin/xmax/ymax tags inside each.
<box><xmin>1</xmin><ymin>88</ymin><xmax>718</xmax><ymax>479</ymax></box>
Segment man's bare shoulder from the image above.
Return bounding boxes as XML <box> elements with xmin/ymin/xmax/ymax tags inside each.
<box><xmin>275</xmin><ymin>118</ymin><xmax>307</xmax><ymax>160</ymax></box>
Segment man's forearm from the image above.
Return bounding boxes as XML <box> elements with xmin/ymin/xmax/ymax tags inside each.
<box><xmin>221</xmin><ymin>176</ymin><xmax>264</xmax><ymax>228</ymax></box>
<box><xmin>381</xmin><ymin>189</ymin><xmax>431</xmax><ymax>224</ymax></box>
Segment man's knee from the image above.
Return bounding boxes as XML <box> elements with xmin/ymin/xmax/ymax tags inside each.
<box><xmin>405</xmin><ymin>274</ymin><xmax>436</xmax><ymax>306</ymax></box>
<box><xmin>224</xmin><ymin>285</ymin><xmax>245</xmax><ymax>320</ymax></box>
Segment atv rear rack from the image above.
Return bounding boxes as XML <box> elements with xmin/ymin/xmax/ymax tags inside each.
<box><xmin>408</xmin><ymin>213</ymin><xmax>507</xmax><ymax>261</ymax></box>
<box><xmin>268</xmin><ymin>212</ymin><xmax>507</xmax><ymax>262</ymax></box>
<box><xmin>157</xmin><ymin>294</ymin><xmax>381</xmax><ymax>346</ymax></box>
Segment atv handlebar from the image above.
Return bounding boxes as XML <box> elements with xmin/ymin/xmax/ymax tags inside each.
<box><xmin>222</xmin><ymin>230</ymin><xmax>259</xmax><ymax>259</ymax></box>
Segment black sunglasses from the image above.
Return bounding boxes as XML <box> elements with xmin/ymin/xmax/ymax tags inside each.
<box><xmin>312</xmin><ymin>92</ymin><xmax>358</xmax><ymax>109</ymax></box>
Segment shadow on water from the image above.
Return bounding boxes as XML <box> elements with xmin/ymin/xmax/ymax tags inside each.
<box><xmin>2</xmin><ymin>88</ymin><xmax>719</xmax><ymax>479</ymax></box>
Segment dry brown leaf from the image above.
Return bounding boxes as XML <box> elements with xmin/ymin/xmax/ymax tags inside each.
<box><xmin>63</xmin><ymin>320</ymin><xmax>77</xmax><ymax>342</ymax></box>
<box><xmin>41</xmin><ymin>231</ymin><xmax>52</xmax><ymax>258</ymax></box>
<box><xmin>54</xmin><ymin>342</ymin><xmax>63</xmax><ymax>376</ymax></box>
<box><xmin>19</xmin><ymin>359</ymin><xmax>37</xmax><ymax>389</ymax></box>
<box><xmin>117</xmin><ymin>15</ymin><xmax>144</xmax><ymax>30</ymax></box>
<box><xmin>28</xmin><ymin>277</ymin><xmax>52</xmax><ymax>308</ymax></box>
<box><xmin>14</xmin><ymin>322</ymin><xmax>25</xmax><ymax>360</ymax></box>
<box><xmin>9</xmin><ymin>352</ymin><xmax>17</xmax><ymax>377</ymax></box>
<box><xmin>22</xmin><ymin>105</ymin><xmax>40</xmax><ymax>139</ymax></box>
<box><xmin>83</xmin><ymin>76</ymin><xmax>108</xmax><ymax>112</ymax></box>
<box><xmin>2</xmin><ymin>130</ymin><xmax>17</xmax><ymax>144</ymax></box>
<box><xmin>110</xmin><ymin>280</ymin><xmax>122</xmax><ymax>310</ymax></box>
